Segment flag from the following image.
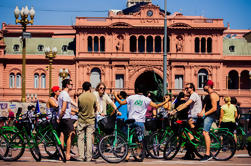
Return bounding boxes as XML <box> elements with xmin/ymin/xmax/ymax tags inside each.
<box><xmin>35</xmin><ymin>100</ymin><xmax>40</xmax><ymax>114</ymax></box>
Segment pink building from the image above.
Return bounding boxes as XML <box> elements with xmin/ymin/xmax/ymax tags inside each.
<box><xmin>0</xmin><ymin>2</ymin><xmax>250</xmax><ymax>107</ymax></box>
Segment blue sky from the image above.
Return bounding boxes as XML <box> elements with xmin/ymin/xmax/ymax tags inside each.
<box><xmin>0</xmin><ymin>0</ymin><xmax>250</xmax><ymax>29</ymax></box>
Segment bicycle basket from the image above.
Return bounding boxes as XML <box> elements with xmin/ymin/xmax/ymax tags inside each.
<box><xmin>98</xmin><ymin>114</ymin><xmax>116</xmax><ymax>134</ymax></box>
<box><xmin>145</xmin><ymin>118</ymin><xmax>157</xmax><ymax>131</ymax></box>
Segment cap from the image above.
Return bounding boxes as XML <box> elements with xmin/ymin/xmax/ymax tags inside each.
<box><xmin>51</xmin><ymin>86</ymin><xmax>60</xmax><ymax>93</ymax></box>
<box><xmin>205</xmin><ymin>80</ymin><xmax>214</xmax><ymax>87</ymax></box>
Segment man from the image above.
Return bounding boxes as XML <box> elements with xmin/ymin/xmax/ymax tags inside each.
<box><xmin>93</xmin><ymin>82</ymin><xmax>117</xmax><ymax>122</ymax></box>
<box><xmin>114</xmin><ymin>85</ymin><xmax>169</xmax><ymax>161</ymax></box>
<box><xmin>57</xmin><ymin>79</ymin><xmax>74</xmax><ymax>160</ymax></box>
<box><xmin>198</xmin><ymin>80</ymin><xmax>220</xmax><ymax>161</ymax></box>
<box><xmin>77</xmin><ymin>81</ymin><xmax>98</xmax><ymax>162</ymax></box>
<box><xmin>172</xmin><ymin>83</ymin><xmax>202</xmax><ymax>160</ymax></box>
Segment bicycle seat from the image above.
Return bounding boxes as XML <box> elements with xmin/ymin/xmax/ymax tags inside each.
<box><xmin>125</xmin><ymin>119</ymin><xmax>135</xmax><ymax>125</ymax></box>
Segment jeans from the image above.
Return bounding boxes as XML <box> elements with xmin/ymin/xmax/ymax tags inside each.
<box><xmin>203</xmin><ymin>116</ymin><xmax>215</xmax><ymax>132</ymax></box>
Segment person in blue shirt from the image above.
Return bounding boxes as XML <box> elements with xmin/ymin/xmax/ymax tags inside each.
<box><xmin>114</xmin><ymin>91</ymin><xmax>128</xmax><ymax>136</ymax></box>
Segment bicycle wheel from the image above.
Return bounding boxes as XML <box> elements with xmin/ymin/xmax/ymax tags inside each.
<box><xmin>92</xmin><ymin>132</ymin><xmax>101</xmax><ymax>159</ymax></box>
<box><xmin>30</xmin><ymin>144</ymin><xmax>41</xmax><ymax>161</ymax></box>
<box><xmin>163</xmin><ymin>134</ymin><xmax>181</xmax><ymax>160</ymax></box>
<box><xmin>2</xmin><ymin>131</ymin><xmax>25</xmax><ymax>161</ymax></box>
<box><xmin>99</xmin><ymin>134</ymin><xmax>128</xmax><ymax>163</ymax></box>
<box><xmin>146</xmin><ymin>131</ymin><xmax>170</xmax><ymax>159</ymax></box>
<box><xmin>0</xmin><ymin>134</ymin><xmax>8</xmax><ymax>160</ymax></box>
<box><xmin>213</xmin><ymin>130</ymin><xmax>236</xmax><ymax>161</ymax></box>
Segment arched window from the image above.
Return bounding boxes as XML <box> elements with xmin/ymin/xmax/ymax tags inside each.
<box><xmin>34</xmin><ymin>73</ymin><xmax>39</xmax><ymax>89</ymax></box>
<box><xmin>90</xmin><ymin>68</ymin><xmax>101</xmax><ymax>88</ymax></box>
<box><xmin>100</xmin><ymin>36</ymin><xmax>105</xmax><ymax>52</ymax></box>
<box><xmin>195</xmin><ymin>37</ymin><xmax>200</xmax><ymax>53</ymax></box>
<box><xmin>146</xmin><ymin>36</ymin><xmax>153</xmax><ymax>53</ymax></box>
<box><xmin>207</xmin><ymin>38</ymin><xmax>212</xmax><ymax>53</ymax></box>
<box><xmin>155</xmin><ymin>36</ymin><xmax>161</xmax><ymax>52</ymax></box>
<box><xmin>240</xmin><ymin>70</ymin><xmax>250</xmax><ymax>89</ymax></box>
<box><xmin>163</xmin><ymin>36</ymin><xmax>170</xmax><ymax>52</ymax></box>
<box><xmin>41</xmin><ymin>73</ymin><xmax>46</xmax><ymax>88</ymax></box>
<box><xmin>13</xmin><ymin>44</ymin><xmax>19</xmax><ymax>52</ymax></box>
<box><xmin>94</xmin><ymin>36</ymin><xmax>99</xmax><ymax>52</ymax></box>
<box><xmin>198</xmin><ymin>69</ymin><xmax>208</xmax><ymax>88</ymax></box>
<box><xmin>138</xmin><ymin>36</ymin><xmax>145</xmax><ymax>53</ymax></box>
<box><xmin>88</xmin><ymin>36</ymin><xmax>92</xmax><ymax>52</ymax></box>
<box><xmin>37</xmin><ymin>45</ymin><xmax>44</xmax><ymax>52</ymax></box>
<box><xmin>130</xmin><ymin>36</ymin><xmax>137</xmax><ymax>52</ymax></box>
<box><xmin>228</xmin><ymin>70</ymin><xmax>239</xmax><ymax>89</ymax></box>
<box><xmin>16</xmin><ymin>73</ymin><xmax>21</xmax><ymax>88</ymax></box>
<box><xmin>201</xmin><ymin>37</ymin><xmax>206</xmax><ymax>53</ymax></box>
<box><xmin>9</xmin><ymin>73</ymin><xmax>15</xmax><ymax>88</ymax></box>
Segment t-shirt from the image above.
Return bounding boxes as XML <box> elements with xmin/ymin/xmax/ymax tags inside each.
<box><xmin>78</xmin><ymin>91</ymin><xmax>97</xmax><ymax>124</ymax></box>
<box><xmin>145</xmin><ymin>105</ymin><xmax>155</xmax><ymax>118</ymax></box>
<box><xmin>221</xmin><ymin>104</ymin><xmax>237</xmax><ymax>123</ymax></box>
<box><xmin>126</xmin><ymin>94</ymin><xmax>151</xmax><ymax>122</ymax></box>
<box><xmin>58</xmin><ymin>90</ymin><xmax>71</xmax><ymax>119</ymax></box>
<box><xmin>188</xmin><ymin>92</ymin><xmax>202</xmax><ymax>118</ymax></box>
<box><xmin>115</xmin><ymin>100</ymin><xmax>127</xmax><ymax>120</ymax></box>
<box><xmin>8</xmin><ymin>111</ymin><xmax>14</xmax><ymax>118</ymax></box>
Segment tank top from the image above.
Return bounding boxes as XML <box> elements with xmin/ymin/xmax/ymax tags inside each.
<box><xmin>46</xmin><ymin>97</ymin><xmax>58</xmax><ymax>119</ymax></box>
<box><xmin>203</xmin><ymin>93</ymin><xmax>220</xmax><ymax>118</ymax></box>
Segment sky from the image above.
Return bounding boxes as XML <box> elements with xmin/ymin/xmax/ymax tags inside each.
<box><xmin>0</xmin><ymin>0</ymin><xmax>250</xmax><ymax>29</ymax></box>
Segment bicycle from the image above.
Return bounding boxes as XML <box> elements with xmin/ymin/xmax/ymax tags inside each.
<box><xmin>98</xmin><ymin>117</ymin><xmax>145</xmax><ymax>163</ymax></box>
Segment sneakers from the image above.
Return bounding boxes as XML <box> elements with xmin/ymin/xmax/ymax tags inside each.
<box><xmin>200</xmin><ymin>154</ymin><xmax>213</xmax><ymax>162</ymax></box>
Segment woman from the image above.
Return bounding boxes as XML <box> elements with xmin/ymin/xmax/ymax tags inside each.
<box><xmin>175</xmin><ymin>91</ymin><xmax>189</xmax><ymax>120</ymax></box>
<box><xmin>46</xmin><ymin>86</ymin><xmax>61</xmax><ymax>128</ymax></box>
<box><xmin>219</xmin><ymin>96</ymin><xmax>238</xmax><ymax>142</ymax></box>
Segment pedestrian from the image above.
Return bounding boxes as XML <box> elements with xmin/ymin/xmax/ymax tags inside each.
<box><xmin>172</xmin><ymin>83</ymin><xmax>202</xmax><ymax>160</ymax></box>
<box><xmin>113</xmin><ymin>84</ymin><xmax>169</xmax><ymax>161</ymax></box>
<box><xmin>57</xmin><ymin>79</ymin><xmax>74</xmax><ymax>161</ymax></box>
<box><xmin>93</xmin><ymin>82</ymin><xmax>117</xmax><ymax>123</ymax></box>
<box><xmin>198</xmin><ymin>80</ymin><xmax>220</xmax><ymax>161</ymax></box>
<box><xmin>7</xmin><ymin>108</ymin><xmax>15</xmax><ymax>126</ymax></box>
<box><xmin>175</xmin><ymin>91</ymin><xmax>189</xmax><ymax>120</ymax></box>
<box><xmin>77</xmin><ymin>82</ymin><xmax>98</xmax><ymax>162</ymax></box>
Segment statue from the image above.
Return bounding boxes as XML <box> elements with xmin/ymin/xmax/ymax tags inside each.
<box><xmin>176</xmin><ymin>35</ymin><xmax>183</xmax><ymax>52</ymax></box>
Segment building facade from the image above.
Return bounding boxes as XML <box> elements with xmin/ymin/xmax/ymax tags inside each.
<box><xmin>0</xmin><ymin>2</ymin><xmax>250</xmax><ymax>107</ymax></box>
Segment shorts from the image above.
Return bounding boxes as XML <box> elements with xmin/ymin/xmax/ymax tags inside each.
<box><xmin>130</xmin><ymin>122</ymin><xmax>145</xmax><ymax>142</ymax></box>
<box><xmin>221</xmin><ymin>122</ymin><xmax>236</xmax><ymax>133</ymax></box>
<box><xmin>59</xmin><ymin>118</ymin><xmax>74</xmax><ymax>137</ymax></box>
<box><xmin>203</xmin><ymin>116</ymin><xmax>215</xmax><ymax>132</ymax></box>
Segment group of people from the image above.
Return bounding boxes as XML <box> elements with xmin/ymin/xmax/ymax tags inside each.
<box><xmin>45</xmin><ymin>78</ymin><xmax>242</xmax><ymax>162</ymax></box>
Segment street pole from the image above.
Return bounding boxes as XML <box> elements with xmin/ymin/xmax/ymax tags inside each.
<box><xmin>21</xmin><ymin>25</ymin><xmax>26</xmax><ymax>102</ymax></box>
<box><xmin>163</xmin><ymin>0</ymin><xmax>167</xmax><ymax>96</ymax></box>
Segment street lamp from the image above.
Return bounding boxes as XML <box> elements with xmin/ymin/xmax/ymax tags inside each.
<box><xmin>14</xmin><ymin>6</ymin><xmax>35</xmax><ymax>102</ymax></box>
<box><xmin>45</xmin><ymin>47</ymin><xmax>57</xmax><ymax>95</ymax></box>
<box><xmin>59</xmin><ymin>68</ymin><xmax>70</xmax><ymax>80</ymax></box>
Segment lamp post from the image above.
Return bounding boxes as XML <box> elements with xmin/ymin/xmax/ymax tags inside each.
<box><xmin>163</xmin><ymin>0</ymin><xmax>167</xmax><ymax>96</ymax></box>
<box><xmin>14</xmin><ymin>6</ymin><xmax>35</xmax><ymax>102</ymax></box>
<box><xmin>45</xmin><ymin>47</ymin><xmax>57</xmax><ymax>95</ymax></box>
<box><xmin>59</xmin><ymin>68</ymin><xmax>69</xmax><ymax>80</ymax></box>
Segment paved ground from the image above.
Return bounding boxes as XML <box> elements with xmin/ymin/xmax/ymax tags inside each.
<box><xmin>0</xmin><ymin>150</ymin><xmax>250</xmax><ymax>166</ymax></box>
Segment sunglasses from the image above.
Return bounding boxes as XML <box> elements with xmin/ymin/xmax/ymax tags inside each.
<box><xmin>185</xmin><ymin>87</ymin><xmax>191</xmax><ymax>90</ymax></box>
<box><xmin>99</xmin><ymin>87</ymin><xmax>105</xmax><ymax>90</ymax></box>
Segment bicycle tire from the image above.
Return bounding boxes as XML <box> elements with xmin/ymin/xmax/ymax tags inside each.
<box><xmin>0</xmin><ymin>134</ymin><xmax>8</xmax><ymax>160</ymax></box>
<box><xmin>92</xmin><ymin>132</ymin><xmax>101</xmax><ymax>159</ymax></box>
<box><xmin>213</xmin><ymin>130</ymin><xmax>236</xmax><ymax>161</ymax></box>
<box><xmin>52</xmin><ymin>133</ymin><xmax>66</xmax><ymax>163</ymax></box>
<box><xmin>2</xmin><ymin>131</ymin><xmax>25</xmax><ymax>161</ymax></box>
<box><xmin>98</xmin><ymin>134</ymin><xmax>128</xmax><ymax>163</ymax></box>
<box><xmin>30</xmin><ymin>145</ymin><xmax>42</xmax><ymax>161</ymax></box>
<box><xmin>163</xmin><ymin>134</ymin><xmax>181</xmax><ymax>160</ymax></box>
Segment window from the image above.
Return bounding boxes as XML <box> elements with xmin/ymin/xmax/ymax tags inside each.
<box><xmin>100</xmin><ymin>36</ymin><xmax>105</xmax><ymax>52</ymax></box>
<box><xmin>16</xmin><ymin>73</ymin><xmax>21</xmax><ymax>88</ymax></box>
<box><xmin>9</xmin><ymin>73</ymin><xmax>15</xmax><ymax>88</ymax></box>
<box><xmin>90</xmin><ymin>68</ymin><xmax>101</xmax><ymax>88</ymax></box>
<box><xmin>175</xmin><ymin>75</ymin><xmax>183</xmax><ymax>89</ymax></box>
<box><xmin>146</xmin><ymin>36</ymin><xmax>153</xmax><ymax>53</ymax></box>
<box><xmin>41</xmin><ymin>73</ymin><xmax>46</xmax><ymax>88</ymax></box>
<box><xmin>207</xmin><ymin>38</ymin><xmax>212</xmax><ymax>53</ymax></box>
<box><xmin>37</xmin><ymin>45</ymin><xmax>44</xmax><ymax>52</ymax></box>
<box><xmin>138</xmin><ymin>36</ymin><xmax>145</xmax><ymax>53</ymax></box>
<box><xmin>229</xmin><ymin>45</ymin><xmax>235</xmax><ymax>52</ymax></box>
<box><xmin>13</xmin><ymin>44</ymin><xmax>19</xmax><ymax>52</ymax></box>
<box><xmin>228</xmin><ymin>70</ymin><xmax>238</xmax><ymax>89</ymax></box>
<box><xmin>155</xmin><ymin>36</ymin><xmax>161</xmax><ymax>52</ymax></box>
<box><xmin>34</xmin><ymin>73</ymin><xmax>39</xmax><ymax>88</ymax></box>
<box><xmin>62</xmin><ymin>45</ymin><xmax>68</xmax><ymax>52</ymax></box>
<box><xmin>201</xmin><ymin>38</ymin><xmax>206</xmax><ymax>53</ymax></box>
<box><xmin>130</xmin><ymin>36</ymin><xmax>137</xmax><ymax>52</ymax></box>
<box><xmin>115</xmin><ymin>75</ymin><xmax>124</xmax><ymax>89</ymax></box>
<box><xmin>195</xmin><ymin>37</ymin><xmax>200</xmax><ymax>53</ymax></box>
<box><xmin>240</xmin><ymin>70</ymin><xmax>250</xmax><ymax>89</ymax></box>
<box><xmin>198</xmin><ymin>69</ymin><xmax>208</xmax><ymax>89</ymax></box>
<box><xmin>88</xmin><ymin>36</ymin><xmax>92</xmax><ymax>52</ymax></box>
<box><xmin>94</xmin><ymin>36</ymin><xmax>99</xmax><ymax>52</ymax></box>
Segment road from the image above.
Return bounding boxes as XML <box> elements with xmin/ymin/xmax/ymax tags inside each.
<box><xmin>0</xmin><ymin>150</ymin><xmax>250</xmax><ymax>166</ymax></box>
